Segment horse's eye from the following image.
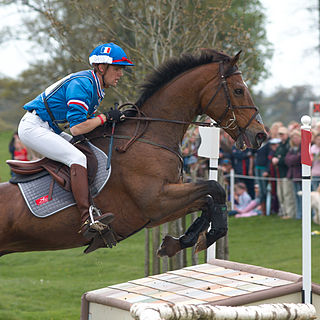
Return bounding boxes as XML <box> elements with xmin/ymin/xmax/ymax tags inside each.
<box><xmin>234</xmin><ymin>88</ymin><xmax>244</xmax><ymax>96</ymax></box>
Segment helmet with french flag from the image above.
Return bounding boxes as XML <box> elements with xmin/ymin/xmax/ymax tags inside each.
<box><xmin>89</xmin><ymin>43</ymin><xmax>134</xmax><ymax>66</ymax></box>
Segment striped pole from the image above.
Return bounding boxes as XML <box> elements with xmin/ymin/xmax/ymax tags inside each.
<box><xmin>198</xmin><ymin>122</ymin><xmax>220</xmax><ymax>261</ymax></box>
<box><xmin>300</xmin><ymin>115</ymin><xmax>312</xmax><ymax>304</ymax></box>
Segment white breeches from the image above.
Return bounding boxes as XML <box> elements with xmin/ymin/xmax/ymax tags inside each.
<box><xmin>18</xmin><ymin>111</ymin><xmax>87</xmax><ymax>168</ymax></box>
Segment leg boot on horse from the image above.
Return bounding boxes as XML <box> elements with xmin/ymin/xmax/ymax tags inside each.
<box><xmin>70</xmin><ymin>164</ymin><xmax>115</xmax><ymax>242</ymax></box>
<box><xmin>195</xmin><ymin>196</ymin><xmax>228</xmax><ymax>253</ymax></box>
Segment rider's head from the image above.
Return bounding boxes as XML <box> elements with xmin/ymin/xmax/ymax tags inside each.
<box><xmin>89</xmin><ymin>43</ymin><xmax>134</xmax><ymax>88</ymax></box>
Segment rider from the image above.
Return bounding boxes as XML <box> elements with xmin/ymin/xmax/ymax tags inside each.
<box><xmin>18</xmin><ymin>42</ymin><xmax>134</xmax><ymax>239</ymax></box>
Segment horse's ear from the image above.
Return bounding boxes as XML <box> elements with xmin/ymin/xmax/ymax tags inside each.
<box><xmin>230</xmin><ymin>50</ymin><xmax>242</xmax><ymax>67</ymax></box>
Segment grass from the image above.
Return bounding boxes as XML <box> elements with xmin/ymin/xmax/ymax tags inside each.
<box><xmin>0</xmin><ymin>131</ymin><xmax>319</xmax><ymax>319</ymax></box>
<box><xmin>0</xmin><ymin>216</ymin><xmax>319</xmax><ymax>320</ymax></box>
<box><xmin>0</xmin><ymin>130</ymin><xmax>12</xmax><ymax>182</ymax></box>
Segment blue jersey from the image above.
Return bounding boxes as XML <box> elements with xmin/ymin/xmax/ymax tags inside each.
<box><xmin>23</xmin><ymin>70</ymin><xmax>105</xmax><ymax>133</ymax></box>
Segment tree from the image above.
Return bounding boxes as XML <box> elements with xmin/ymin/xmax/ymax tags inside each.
<box><xmin>254</xmin><ymin>85</ymin><xmax>319</xmax><ymax>126</ymax></box>
<box><xmin>0</xmin><ymin>0</ymin><xmax>272</xmax><ymax>109</ymax></box>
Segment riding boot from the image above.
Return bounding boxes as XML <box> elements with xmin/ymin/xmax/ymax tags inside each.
<box><xmin>70</xmin><ymin>164</ymin><xmax>115</xmax><ymax>239</ymax></box>
<box><xmin>179</xmin><ymin>212</ymin><xmax>210</xmax><ymax>249</ymax></box>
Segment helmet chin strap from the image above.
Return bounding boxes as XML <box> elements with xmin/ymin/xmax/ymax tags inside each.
<box><xmin>96</xmin><ymin>64</ymin><xmax>109</xmax><ymax>88</ymax></box>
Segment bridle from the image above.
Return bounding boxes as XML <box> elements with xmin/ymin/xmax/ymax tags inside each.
<box><xmin>201</xmin><ymin>61</ymin><xmax>260</xmax><ymax>140</ymax></box>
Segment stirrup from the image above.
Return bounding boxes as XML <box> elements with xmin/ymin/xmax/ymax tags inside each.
<box><xmin>89</xmin><ymin>205</ymin><xmax>102</xmax><ymax>225</ymax></box>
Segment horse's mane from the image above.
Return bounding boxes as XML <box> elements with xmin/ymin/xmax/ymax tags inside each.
<box><xmin>135</xmin><ymin>49</ymin><xmax>231</xmax><ymax>107</ymax></box>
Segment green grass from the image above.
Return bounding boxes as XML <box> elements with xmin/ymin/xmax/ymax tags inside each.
<box><xmin>0</xmin><ymin>131</ymin><xmax>319</xmax><ymax>319</ymax></box>
<box><xmin>0</xmin><ymin>216</ymin><xmax>319</xmax><ymax>320</ymax></box>
<box><xmin>0</xmin><ymin>130</ymin><xmax>13</xmax><ymax>182</ymax></box>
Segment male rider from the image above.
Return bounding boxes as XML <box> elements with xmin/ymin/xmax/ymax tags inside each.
<box><xmin>18</xmin><ymin>43</ymin><xmax>134</xmax><ymax>241</ymax></box>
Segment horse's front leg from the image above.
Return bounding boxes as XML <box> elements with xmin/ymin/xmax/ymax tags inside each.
<box><xmin>147</xmin><ymin>180</ymin><xmax>228</xmax><ymax>257</ymax></box>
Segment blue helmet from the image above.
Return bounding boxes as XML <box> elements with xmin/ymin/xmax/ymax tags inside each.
<box><xmin>89</xmin><ymin>43</ymin><xmax>134</xmax><ymax>66</ymax></box>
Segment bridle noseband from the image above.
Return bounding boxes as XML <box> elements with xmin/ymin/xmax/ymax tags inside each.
<box><xmin>202</xmin><ymin>61</ymin><xmax>260</xmax><ymax>140</ymax></box>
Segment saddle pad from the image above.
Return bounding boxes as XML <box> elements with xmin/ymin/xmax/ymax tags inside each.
<box><xmin>18</xmin><ymin>142</ymin><xmax>111</xmax><ymax>218</ymax></box>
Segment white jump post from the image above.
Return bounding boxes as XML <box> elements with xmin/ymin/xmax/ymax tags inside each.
<box><xmin>300</xmin><ymin>115</ymin><xmax>312</xmax><ymax>304</ymax></box>
<box><xmin>198</xmin><ymin>122</ymin><xmax>220</xmax><ymax>261</ymax></box>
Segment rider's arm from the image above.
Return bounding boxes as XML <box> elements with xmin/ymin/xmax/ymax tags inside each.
<box><xmin>70</xmin><ymin>115</ymin><xmax>106</xmax><ymax>136</ymax></box>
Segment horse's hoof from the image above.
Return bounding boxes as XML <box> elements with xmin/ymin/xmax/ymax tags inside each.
<box><xmin>194</xmin><ymin>231</ymin><xmax>207</xmax><ymax>254</ymax></box>
<box><xmin>157</xmin><ymin>235</ymin><xmax>181</xmax><ymax>258</ymax></box>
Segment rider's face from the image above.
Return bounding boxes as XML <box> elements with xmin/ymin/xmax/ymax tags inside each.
<box><xmin>103</xmin><ymin>65</ymin><xmax>124</xmax><ymax>88</ymax></box>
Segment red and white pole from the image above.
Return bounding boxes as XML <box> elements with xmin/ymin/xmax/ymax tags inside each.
<box><xmin>300</xmin><ymin>115</ymin><xmax>312</xmax><ymax>304</ymax></box>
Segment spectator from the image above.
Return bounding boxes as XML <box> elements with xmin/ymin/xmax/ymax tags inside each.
<box><xmin>264</xmin><ymin>138</ymin><xmax>281</xmax><ymax>214</ymax></box>
<box><xmin>220</xmin><ymin>158</ymin><xmax>232</xmax><ymax>199</ymax></box>
<box><xmin>231</xmin><ymin>145</ymin><xmax>255</xmax><ymax>199</ymax></box>
<box><xmin>272</xmin><ymin>126</ymin><xmax>296</xmax><ymax>218</ymax></box>
<box><xmin>234</xmin><ymin>184</ymin><xmax>262</xmax><ymax>218</ymax></box>
<box><xmin>13</xmin><ymin>136</ymin><xmax>28</xmax><ymax>161</ymax></box>
<box><xmin>311</xmin><ymin>133</ymin><xmax>320</xmax><ymax>191</ymax></box>
<box><xmin>254</xmin><ymin>126</ymin><xmax>270</xmax><ymax>215</ymax></box>
<box><xmin>228</xmin><ymin>182</ymin><xmax>252</xmax><ymax>216</ymax></box>
<box><xmin>219</xmin><ymin>130</ymin><xmax>233</xmax><ymax>162</ymax></box>
<box><xmin>269</xmin><ymin>121</ymin><xmax>283</xmax><ymax>139</ymax></box>
<box><xmin>288</xmin><ymin>120</ymin><xmax>300</xmax><ymax>132</ymax></box>
<box><xmin>285</xmin><ymin>130</ymin><xmax>302</xmax><ymax>219</ymax></box>
<box><xmin>8</xmin><ymin>131</ymin><xmax>18</xmax><ymax>160</ymax></box>
<box><xmin>182</xmin><ymin>127</ymin><xmax>201</xmax><ymax>181</ymax></box>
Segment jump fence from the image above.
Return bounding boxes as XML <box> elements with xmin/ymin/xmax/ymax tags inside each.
<box><xmin>130</xmin><ymin>303</ymin><xmax>316</xmax><ymax>320</ymax></box>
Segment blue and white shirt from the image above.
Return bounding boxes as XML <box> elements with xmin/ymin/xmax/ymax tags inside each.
<box><xmin>23</xmin><ymin>70</ymin><xmax>105</xmax><ymax>133</ymax></box>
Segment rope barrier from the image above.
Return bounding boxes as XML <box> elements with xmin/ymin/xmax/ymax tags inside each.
<box><xmin>223</xmin><ymin>173</ymin><xmax>320</xmax><ymax>182</ymax></box>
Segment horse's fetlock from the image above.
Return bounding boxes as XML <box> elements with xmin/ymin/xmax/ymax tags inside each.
<box><xmin>179</xmin><ymin>216</ymin><xmax>209</xmax><ymax>249</ymax></box>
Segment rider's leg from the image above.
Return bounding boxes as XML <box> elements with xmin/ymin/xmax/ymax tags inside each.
<box><xmin>70</xmin><ymin>163</ymin><xmax>114</xmax><ymax>237</ymax></box>
<box><xmin>18</xmin><ymin>112</ymin><xmax>114</xmax><ymax>238</ymax></box>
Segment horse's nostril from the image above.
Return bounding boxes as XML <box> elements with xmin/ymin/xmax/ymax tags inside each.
<box><xmin>256</xmin><ymin>132</ymin><xmax>267</xmax><ymax>145</ymax></box>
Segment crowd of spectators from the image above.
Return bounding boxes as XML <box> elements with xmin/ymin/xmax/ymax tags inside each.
<box><xmin>182</xmin><ymin>120</ymin><xmax>320</xmax><ymax>221</ymax></box>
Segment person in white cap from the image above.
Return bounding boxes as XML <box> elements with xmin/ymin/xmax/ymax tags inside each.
<box><xmin>18</xmin><ymin>43</ymin><xmax>134</xmax><ymax>240</ymax></box>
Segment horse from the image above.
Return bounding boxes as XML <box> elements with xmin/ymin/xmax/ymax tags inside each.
<box><xmin>0</xmin><ymin>49</ymin><xmax>267</xmax><ymax>257</ymax></box>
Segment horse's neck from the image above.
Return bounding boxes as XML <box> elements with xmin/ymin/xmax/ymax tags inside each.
<box><xmin>140</xmin><ymin>67</ymin><xmax>211</xmax><ymax>143</ymax></box>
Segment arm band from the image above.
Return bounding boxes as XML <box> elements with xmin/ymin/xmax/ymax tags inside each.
<box><xmin>97</xmin><ymin>114</ymin><xmax>105</xmax><ymax>125</ymax></box>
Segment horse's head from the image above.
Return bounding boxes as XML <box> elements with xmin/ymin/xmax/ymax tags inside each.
<box><xmin>200</xmin><ymin>50</ymin><xmax>267</xmax><ymax>150</ymax></box>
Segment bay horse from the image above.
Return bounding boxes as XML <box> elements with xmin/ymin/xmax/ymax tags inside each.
<box><xmin>0</xmin><ymin>49</ymin><xmax>266</xmax><ymax>257</ymax></box>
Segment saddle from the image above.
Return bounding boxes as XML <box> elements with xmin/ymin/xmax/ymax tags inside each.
<box><xmin>7</xmin><ymin>141</ymin><xmax>98</xmax><ymax>191</ymax></box>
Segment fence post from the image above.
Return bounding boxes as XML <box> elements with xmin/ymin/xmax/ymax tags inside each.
<box><xmin>300</xmin><ymin>115</ymin><xmax>312</xmax><ymax>304</ymax></box>
<box><xmin>230</xmin><ymin>169</ymin><xmax>235</xmax><ymax>210</ymax></box>
<box><xmin>198</xmin><ymin>123</ymin><xmax>220</xmax><ymax>261</ymax></box>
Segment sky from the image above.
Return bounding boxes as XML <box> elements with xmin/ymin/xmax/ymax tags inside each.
<box><xmin>0</xmin><ymin>1</ymin><xmax>319</xmax><ymax>95</ymax></box>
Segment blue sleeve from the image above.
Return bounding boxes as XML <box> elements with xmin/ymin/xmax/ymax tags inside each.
<box><xmin>66</xmin><ymin>78</ymin><xmax>94</xmax><ymax>128</ymax></box>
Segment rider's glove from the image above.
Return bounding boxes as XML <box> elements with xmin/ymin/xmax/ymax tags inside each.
<box><xmin>105</xmin><ymin>109</ymin><xmax>125</xmax><ymax>123</ymax></box>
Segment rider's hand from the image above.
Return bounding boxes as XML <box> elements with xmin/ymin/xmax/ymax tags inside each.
<box><xmin>105</xmin><ymin>109</ymin><xmax>125</xmax><ymax>123</ymax></box>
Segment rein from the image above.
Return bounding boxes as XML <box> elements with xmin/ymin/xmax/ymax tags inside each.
<box><xmin>125</xmin><ymin>115</ymin><xmax>214</xmax><ymax>127</ymax></box>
